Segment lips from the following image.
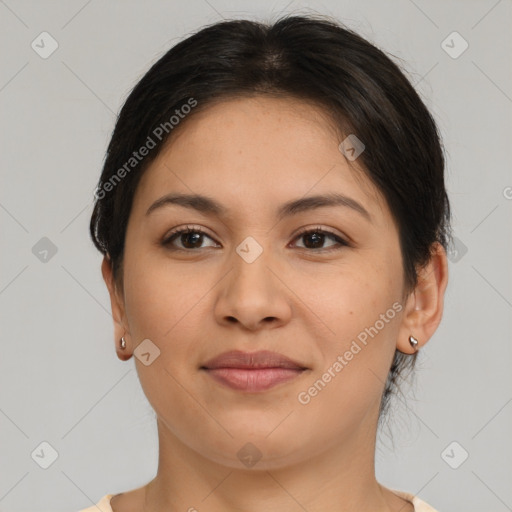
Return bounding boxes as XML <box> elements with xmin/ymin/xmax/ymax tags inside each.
<box><xmin>202</xmin><ymin>350</ymin><xmax>307</xmax><ymax>370</ymax></box>
<box><xmin>201</xmin><ymin>350</ymin><xmax>308</xmax><ymax>392</ymax></box>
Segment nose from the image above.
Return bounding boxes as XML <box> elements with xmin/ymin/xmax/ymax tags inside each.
<box><xmin>214</xmin><ymin>243</ymin><xmax>293</xmax><ymax>331</ymax></box>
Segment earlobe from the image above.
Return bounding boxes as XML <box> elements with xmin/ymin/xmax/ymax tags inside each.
<box><xmin>101</xmin><ymin>255</ymin><xmax>132</xmax><ymax>361</ymax></box>
<box><xmin>117</xmin><ymin>335</ymin><xmax>133</xmax><ymax>361</ymax></box>
<box><xmin>408</xmin><ymin>335</ymin><xmax>419</xmax><ymax>352</ymax></box>
<box><xmin>397</xmin><ymin>242</ymin><xmax>449</xmax><ymax>354</ymax></box>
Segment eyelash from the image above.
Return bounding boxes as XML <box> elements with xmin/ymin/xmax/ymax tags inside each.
<box><xmin>161</xmin><ymin>225</ymin><xmax>350</xmax><ymax>253</ymax></box>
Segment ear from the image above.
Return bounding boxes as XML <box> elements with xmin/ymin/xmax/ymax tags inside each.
<box><xmin>101</xmin><ymin>255</ymin><xmax>132</xmax><ymax>361</ymax></box>
<box><xmin>397</xmin><ymin>242</ymin><xmax>449</xmax><ymax>354</ymax></box>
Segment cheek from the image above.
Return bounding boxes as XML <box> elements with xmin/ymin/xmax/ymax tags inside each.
<box><xmin>121</xmin><ymin>249</ymin><xmax>225</xmax><ymax>410</ymax></box>
<box><xmin>301</xmin><ymin>260</ymin><xmax>402</xmax><ymax>397</ymax></box>
<box><xmin>301</xmin><ymin>259</ymin><xmax>400</xmax><ymax>345</ymax></box>
<box><xmin>122</xmin><ymin>245</ymin><xmax>208</xmax><ymax>340</ymax></box>
<box><xmin>293</xmin><ymin>283</ymin><xmax>401</xmax><ymax>442</ymax></box>
<box><xmin>121</xmin><ymin>251</ymin><xmax>212</xmax><ymax>418</ymax></box>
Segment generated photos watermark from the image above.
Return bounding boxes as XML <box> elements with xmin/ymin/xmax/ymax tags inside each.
<box><xmin>297</xmin><ymin>301</ymin><xmax>403</xmax><ymax>405</ymax></box>
<box><xmin>94</xmin><ymin>97</ymin><xmax>198</xmax><ymax>200</ymax></box>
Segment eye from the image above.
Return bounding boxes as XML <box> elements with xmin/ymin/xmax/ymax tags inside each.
<box><xmin>161</xmin><ymin>225</ymin><xmax>350</xmax><ymax>252</ymax></box>
<box><xmin>162</xmin><ymin>225</ymin><xmax>218</xmax><ymax>250</ymax></box>
<box><xmin>291</xmin><ymin>226</ymin><xmax>350</xmax><ymax>252</ymax></box>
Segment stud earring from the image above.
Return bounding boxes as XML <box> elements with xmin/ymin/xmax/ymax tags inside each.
<box><xmin>120</xmin><ymin>336</ymin><xmax>126</xmax><ymax>350</ymax></box>
<box><xmin>409</xmin><ymin>335</ymin><xmax>419</xmax><ymax>351</ymax></box>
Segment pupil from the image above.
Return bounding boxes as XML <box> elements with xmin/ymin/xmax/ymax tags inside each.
<box><xmin>305</xmin><ymin>232</ymin><xmax>323</xmax><ymax>248</ymax></box>
<box><xmin>178</xmin><ymin>232</ymin><xmax>326</xmax><ymax>249</ymax></box>
<box><xmin>183</xmin><ymin>232</ymin><xmax>202</xmax><ymax>248</ymax></box>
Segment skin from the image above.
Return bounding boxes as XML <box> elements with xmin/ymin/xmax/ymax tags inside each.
<box><xmin>102</xmin><ymin>95</ymin><xmax>448</xmax><ymax>512</ymax></box>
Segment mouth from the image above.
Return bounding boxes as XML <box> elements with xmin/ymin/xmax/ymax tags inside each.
<box><xmin>200</xmin><ymin>350</ymin><xmax>308</xmax><ymax>392</ymax></box>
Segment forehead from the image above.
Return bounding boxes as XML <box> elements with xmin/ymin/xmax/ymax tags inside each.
<box><xmin>132</xmin><ymin>95</ymin><xmax>387</xmax><ymax>222</ymax></box>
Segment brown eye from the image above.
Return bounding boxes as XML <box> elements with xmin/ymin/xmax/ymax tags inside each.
<box><xmin>293</xmin><ymin>228</ymin><xmax>349</xmax><ymax>251</ymax></box>
<box><xmin>161</xmin><ymin>225</ymin><xmax>349</xmax><ymax>253</ymax></box>
<box><xmin>162</xmin><ymin>226</ymin><xmax>218</xmax><ymax>250</ymax></box>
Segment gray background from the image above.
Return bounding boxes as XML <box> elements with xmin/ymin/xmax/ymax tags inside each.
<box><xmin>0</xmin><ymin>1</ymin><xmax>511</xmax><ymax>511</ymax></box>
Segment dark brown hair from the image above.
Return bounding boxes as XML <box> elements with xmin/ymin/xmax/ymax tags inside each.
<box><xmin>90</xmin><ymin>14</ymin><xmax>452</xmax><ymax>420</ymax></box>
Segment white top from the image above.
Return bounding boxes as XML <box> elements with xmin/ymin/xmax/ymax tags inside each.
<box><xmin>76</xmin><ymin>488</ymin><xmax>439</xmax><ymax>511</ymax></box>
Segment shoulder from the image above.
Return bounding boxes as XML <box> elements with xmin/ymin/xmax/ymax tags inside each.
<box><xmin>75</xmin><ymin>494</ymin><xmax>114</xmax><ymax>512</ymax></box>
<box><xmin>390</xmin><ymin>488</ymin><xmax>440</xmax><ymax>512</ymax></box>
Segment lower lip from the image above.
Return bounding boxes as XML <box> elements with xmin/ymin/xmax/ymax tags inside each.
<box><xmin>203</xmin><ymin>367</ymin><xmax>304</xmax><ymax>392</ymax></box>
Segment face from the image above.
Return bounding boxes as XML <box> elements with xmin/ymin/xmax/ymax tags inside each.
<box><xmin>108</xmin><ymin>96</ymin><xmax>413</xmax><ymax>469</ymax></box>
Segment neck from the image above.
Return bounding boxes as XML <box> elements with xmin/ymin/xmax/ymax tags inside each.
<box><xmin>141</xmin><ymin>412</ymin><xmax>408</xmax><ymax>512</ymax></box>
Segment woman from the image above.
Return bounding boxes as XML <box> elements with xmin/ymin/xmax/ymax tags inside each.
<box><xmin>82</xmin><ymin>13</ymin><xmax>450</xmax><ymax>512</ymax></box>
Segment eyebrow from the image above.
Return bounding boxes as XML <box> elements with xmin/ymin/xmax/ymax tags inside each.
<box><xmin>145</xmin><ymin>192</ymin><xmax>372</xmax><ymax>222</ymax></box>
